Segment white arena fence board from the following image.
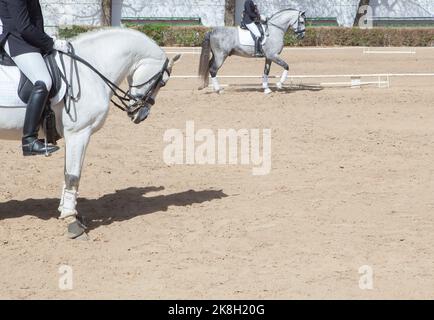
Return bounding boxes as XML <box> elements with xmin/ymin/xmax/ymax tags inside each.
<box><xmin>363</xmin><ymin>47</ymin><xmax>417</xmax><ymax>54</ymax></box>
<box><xmin>164</xmin><ymin>47</ymin><xmax>433</xmax><ymax>55</ymax></box>
<box><xmin>172</xmin><ymin>73</ymin><xmax>434</xmax><ymax>89</ymax></box>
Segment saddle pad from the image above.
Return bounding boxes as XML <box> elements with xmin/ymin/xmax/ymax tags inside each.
<box><xmin>0</xmin><ymin>55</ymin><xmax>66</xmax><ymax>108</ymax></box>
<box><xmin>238</xmin><ymin>27</ymin><xmax>267</xmax><ymax>47</ymax></box>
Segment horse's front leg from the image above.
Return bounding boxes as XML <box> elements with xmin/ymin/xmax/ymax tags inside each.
<box><xmin>263</xmin><ymin>58</ymin><xmax>272</xmax><ymax>95</ymax></box>
<box><xmin>59</xmin><ymin>128</ymin><xmax>91</xmax><ymax>239</ymax></box>
<box><xmin>270</xmin><ymin>55</ymin><xmax>289</xmax><ymax>90</ymax></box>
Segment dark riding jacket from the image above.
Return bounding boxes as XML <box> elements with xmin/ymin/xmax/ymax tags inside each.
<box><xmin>0</xmin><ymin>0</ymin><xmax>54</xmax><ymax>57</ymax></box>
<box><xmin>242</xmin><ymin>0</ymin><xmax>260</xmax><ymax>25</ymax></box>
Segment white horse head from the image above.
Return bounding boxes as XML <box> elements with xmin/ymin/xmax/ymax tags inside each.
<box><xmin>128</xmin><ymin>53</ymin><xmax>181</xmax><ymax>123</ymax></box>
<box><xmin>293</xmin><ymin>11</ymin><xmax>307</xmax><ymax>39</ymax></box>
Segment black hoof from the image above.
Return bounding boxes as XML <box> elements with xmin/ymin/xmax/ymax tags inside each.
<box><xmin>67</xmin><ymin>216</ymin><xmax>88</xmax><ymax>240</ymax></box>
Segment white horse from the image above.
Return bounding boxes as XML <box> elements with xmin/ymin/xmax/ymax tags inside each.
<box><xmin>0</xmin><ymin>28</ymin><xmax>181</xmax><ymax>239</ymax></box>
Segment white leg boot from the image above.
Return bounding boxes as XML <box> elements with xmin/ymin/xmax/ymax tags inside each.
<box><xmin>211</xmin><ymin>77</ymin><xmax>223</xmax><ymax>94</ymax></box>
<box><xmin>277</xmin><ymin>70</ymin><xmax>288</xmax><ymax>90</ymax></box>
<box><xmin>263</xmin><ymin>74</ymin><xmax>272</xmax><ymax>95</ymax></box>
<box><xmin>58</xmin><ymin>183</ymin><xmax>66</xmax><ymax>213</ymax></box>
<box><xmin>59</xmin><ymin>188</ymin><xmax>78</xmax><ymax>219</ymax></box>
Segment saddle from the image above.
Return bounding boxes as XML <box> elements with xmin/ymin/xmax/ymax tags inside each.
<box><xmin>238</xmin><ymin>24</ymin><xmax>268</xmax><ymax>51</ymax></box>
<box><xmin>0</xmin><ymin>47</ymin><xmax>63</xmax><ymax>144</ymax></box>
<box><xmin>0</xmin><ymin>47</ymin><xmax>62</xmax><ymax>103</ymax></box>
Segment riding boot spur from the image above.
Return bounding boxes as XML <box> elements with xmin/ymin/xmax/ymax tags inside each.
<box><xmin>22</xmin><ymin>81</ymin><xmax>60</xmax><ymax>156</ymax></box>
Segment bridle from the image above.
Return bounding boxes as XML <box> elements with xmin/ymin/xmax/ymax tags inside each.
<box><xmin>267</xmin><ymin>10</ymin><xmax>306</xmax><ymax>36</ymax></box>
<box><xmin>59</xmin><ymin>44</ymin><xmax>169</xmax><ymax>119</ymax></box>
<box><xmin>124</xmin><ymin>58</ymin><xmax>169</xmax><ymax>117</ymax></box>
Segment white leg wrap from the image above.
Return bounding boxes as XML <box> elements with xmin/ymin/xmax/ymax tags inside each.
<box><xmin>262</xmin><ymin>74</ymin><xmax>269</xmax><ymax>89</ymax></box>
<box><xmin>280</xmin><ymin>70</ymin><xmax>289</xmax><ymax>84</ymax></box>
<box><xmin>58</xmin><ymin>183</ymin><xmax>66</xmax><ymax>213</ymax></box>
<box><xmin>60</xmin><ymin>189</ymin><xmax>78</xmax><ymax>219</ymax></box>
<box><xmin>211</xmin><ymin>77</ymin><xmax>220</xmax><ymax>92</ymax></box>
<box><xmin>277</xmin><ymin>70</ymin><xmax>288</xmax><ymax>89</ymax></box>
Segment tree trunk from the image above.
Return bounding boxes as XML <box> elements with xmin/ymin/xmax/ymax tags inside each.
<box><xmin>225</xmin><ymin>0</ymin><xmax>236</xmax><ymax>26</ymax></box>
<box><xmin>353</xmin><ymin>0</ymin><xmax>371</xmax><ymax>27</ymax></box>
<box><xmin>101</xmin><ymin>0</ymin><xmax>112</xmax><ymax>26</ymax></box>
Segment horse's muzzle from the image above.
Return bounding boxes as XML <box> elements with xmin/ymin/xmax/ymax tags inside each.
<box><xmin>132</xmin><ymin>105</ymin><xmax>151</xmax><ymax>124</ymax></box>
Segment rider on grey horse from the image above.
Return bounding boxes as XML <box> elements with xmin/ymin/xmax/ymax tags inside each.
<box><xmin>242</xmin><ymin>0</ymin><xmax>265</xmax><ymax>57</ymax></box>
<box><xmin>0</xmin><ymin>0</ymin><xmax>70</xmax><ymax>156</ymax></box>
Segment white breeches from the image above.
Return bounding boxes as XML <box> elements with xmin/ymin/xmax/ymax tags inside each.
<box><xmin>4</xmin><ymin>41</ymin><xmax>52</xmax><ymax>91</ymax></box>
<box><xmin>246</xmin><ymin>22</ymin><xmax>261</xmax><ymax>38</ymax></box>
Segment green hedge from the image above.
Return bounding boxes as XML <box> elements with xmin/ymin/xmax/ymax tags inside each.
<box><xmin>58</xmin><ymin>25</ymin><xmax>434</xmax><ymax>47</ymax></box>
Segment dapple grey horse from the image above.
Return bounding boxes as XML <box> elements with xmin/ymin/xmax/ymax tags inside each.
<box><xmin>198</xmin><ymin>8</ymin><xmax>306</xmax><ymax>94</ymax></box>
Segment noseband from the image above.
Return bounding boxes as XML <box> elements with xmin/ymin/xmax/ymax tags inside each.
<box><xmin>124</xmin><ymin>58</ymin><xmax>169</xmax><ymax>117</ymax></box>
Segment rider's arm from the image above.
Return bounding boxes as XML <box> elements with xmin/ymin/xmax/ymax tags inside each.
<box><xmin>32</xmin><ymin>0</ymin><xmax>45</xmax><ymax>31</ymax></box>
<box><xmin>6</xmin><ymin>0</ymin><xmax>54</xmax><ymax>52</ymax></box>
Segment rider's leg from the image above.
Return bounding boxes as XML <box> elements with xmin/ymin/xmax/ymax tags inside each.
<box><xmin>4</xmin><ymin>42</ymin><xmax>58</xmax><ymax>156</ymax></box>
<box><xmin>246</xmin><ymin>23</ymin><xmax>262</xmax><ymax>57</ymax></box>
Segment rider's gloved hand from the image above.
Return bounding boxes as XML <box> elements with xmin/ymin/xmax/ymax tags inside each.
<box><xmin>53</xmin><ymin>39</ymin><xmax>71</xmax><ymax>53</ymax></box>
<box><xmin>260</xmin><ymin>15</ymin><xmax>267</xmax><ymax>22</ymax></box>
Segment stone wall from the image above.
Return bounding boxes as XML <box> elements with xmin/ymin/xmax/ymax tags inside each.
<box><xmin>371</xmin><ymin>0</ymin><xmax>434</xmax><ymax>18</ymax></box>
<box><xmin>120</xmin><ymin>0</ymin><xmax>360</xmax><ymax>27</ymax></box>
<box><xmin>121</xmin><ymin>0</ymin><xmax>226</xmax><ymax>27</ymax></box>
<box><xmin>38</xmin><ymin>0</ymin><xmax>434</xmax><ymax>31</ymax></box>
<box><xmin>254</xmin><ymin>0</ymin><xmax>360</xmax><ymax>27</ymax></box>
<box><xmin>40</xmin><ymin>0</ymin><xmax>103</xmax><ymax>26</ymax></box>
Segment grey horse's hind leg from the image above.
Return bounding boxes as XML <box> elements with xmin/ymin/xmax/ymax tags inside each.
<box><xmin>270</xmin><ymin>55</ymin><xmax>289</xmax><ymax>89</ymax></box>
<box><xmin>209</xmin><ymin>53</ymin><xmax>227</xmax><ymax>93</ymax></box>
<box><xmin>263</xmin><ymin>59</ymin><xmax>272</xmax><ymax>94</ymax></box>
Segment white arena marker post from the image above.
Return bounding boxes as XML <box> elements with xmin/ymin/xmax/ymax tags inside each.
<box><xmin>351</xmin><ymin>76</ymin><xmax>362</xmax><ymax>89</ymax></box>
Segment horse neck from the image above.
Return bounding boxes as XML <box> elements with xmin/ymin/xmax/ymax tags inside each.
<box><xmin>72</xmin><ymin>30</ymin><xmax>165</xmax><ymax>87</ymax></box>
<box><xmin>270</xmin><ymin>10</ymin><xmax>299</xmax><ymax>32</ymax></box>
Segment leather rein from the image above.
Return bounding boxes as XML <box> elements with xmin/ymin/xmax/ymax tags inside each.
<box><xmin>58</xmin><ymin>44</ymin><xmax>169</xmax><ymax>118</ymax></box>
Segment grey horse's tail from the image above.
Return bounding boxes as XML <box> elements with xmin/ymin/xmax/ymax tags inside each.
<box><xmin>198</xmin><ymin>32</ymin><xmax>212</xmax><ymax>90</ymax></box>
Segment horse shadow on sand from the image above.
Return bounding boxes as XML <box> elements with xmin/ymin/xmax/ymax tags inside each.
<box><xmin>204</xmin><ymin>83</ymin><xmax>324</xmax><ymax>94</ymax></box>
<box><xmin>232</xmin><ymin>83</ymin><xmax>324</xmax><ymax>93</ymax></box>
<box><xmin>0</xmin><ymin>187</ymin><xmax>228</xmax><ymax>232</ymax></box>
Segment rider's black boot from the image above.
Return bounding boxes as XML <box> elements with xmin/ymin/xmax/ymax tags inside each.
<box><xmin>22</xmin><ymin>81</ymin><xmax>59</xmax><ymax>156</ymax></box>
<box><xmin>254</xmin><ymin>37</ymin><xmax>263</xmax><ymax>57</ymax></box>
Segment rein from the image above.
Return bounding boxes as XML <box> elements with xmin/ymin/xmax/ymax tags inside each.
<box><xmin>58</xmin><ymin>44</ymin><xmax>169</xmax><ymax>117</ymax></box>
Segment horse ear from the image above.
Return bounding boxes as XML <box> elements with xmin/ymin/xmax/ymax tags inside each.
<box><xmin>170</xmin><ymin>53</ymin><xmax>182</xmax><ymax>66</ymax></box>
<box><xmin>168</xmin><ymin>54</ymin><xmax>182</xmax><ymax>70</ymax></box>
<box><xmin>301</xmin><ymin>11</ymin><xmax>306</xmax><ymax>16</ymax></box>
<box><xmin>172</xmin><ymin>54</ymin><xmax>182</xmax><ymax>63</ymax></box>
